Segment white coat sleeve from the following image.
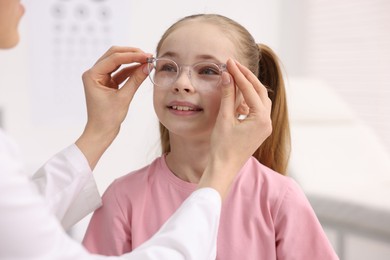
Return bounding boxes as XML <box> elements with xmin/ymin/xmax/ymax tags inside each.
<box><xmin>32</xmin><ymin>144</ymin><xmax>102</xmax><ymax>229</ymax></box>
<box><xmin>0</xmin><ymin>160</ymin><xmax>221</xmax><ymax>259</ymax></box>
<box><xmin>1</xmin><ymin>131</ymin><xmax>221</xmax><ymax>259</ymax></box>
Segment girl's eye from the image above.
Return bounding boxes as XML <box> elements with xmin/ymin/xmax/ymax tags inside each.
<box><xmin>197</xmin><ymin>65</ymin><xmax>220</xmax><ymax>75</ymax></box>
<box><xmin>157</xmin><ymin>62</ymin><xmax>177</xmax><ymax>73</ymax></box>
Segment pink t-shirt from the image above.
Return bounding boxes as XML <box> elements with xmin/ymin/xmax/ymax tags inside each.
<box><xmin>83</xmin><ymin>156</ymin><xmax>338</xmax><ymax>259</ymax></box>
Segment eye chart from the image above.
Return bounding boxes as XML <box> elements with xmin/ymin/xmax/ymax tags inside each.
<box><xmin>24</xmin><ymin>0</ymin><xmax>131</xmax><ymax>124</ymax></box>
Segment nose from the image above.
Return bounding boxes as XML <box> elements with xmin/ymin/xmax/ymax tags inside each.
<box><xmin>172</xmin><ymin>67</ymin><xmax>195</xmax><ymax>93</ymax></box>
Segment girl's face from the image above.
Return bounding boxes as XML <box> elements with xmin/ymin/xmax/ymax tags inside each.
<box><xmin>153</xmin><ymin>21</ymin><xmax>238</xmax><ymax>140</ymax></box>
<box><xmin>0</xmin><ymin>0</ymin><xmax>24</xmax><ymax>48</ymax></box>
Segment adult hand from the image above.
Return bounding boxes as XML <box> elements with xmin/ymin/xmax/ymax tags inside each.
<box><xmin>76</xmin><ymin>46</ymin><xmax>151</xmax><ymax>169</ymax></box>
<box><xmin>199</xmin><ymin>58</ymin><xmax>272</xmax><ymax>199</ymax></box>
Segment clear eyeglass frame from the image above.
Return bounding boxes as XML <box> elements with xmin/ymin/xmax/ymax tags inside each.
<box><xmin>146</xmin><ymin>57</ymin><xmax>227</xmax><ymax>90</ymax></box>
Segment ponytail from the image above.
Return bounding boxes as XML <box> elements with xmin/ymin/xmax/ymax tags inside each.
<box><xmin>160</xmin><ymin>123</ymin><xmax>170</xmax><ymax>154</ymax></box>
<box><xmin>253</xmin><ymin>44</ymin><xmax>291</xmax><ymax>175</ymax></box>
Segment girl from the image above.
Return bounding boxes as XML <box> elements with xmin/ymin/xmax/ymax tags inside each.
<box><xmin>83</xmin><ymin>14</ymin><xmax>338</xmax><ymax>259</ymax></box>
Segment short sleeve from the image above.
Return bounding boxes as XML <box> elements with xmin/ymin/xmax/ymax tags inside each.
<box><xmin>82</xmin><ymin>180</ymin><xmax>132</xmax><ymax>256</ymax></box>
<box><xmin>274</xmin><ymin>179</ymin><xmax>339</xmax><ymax>260</ymax></box>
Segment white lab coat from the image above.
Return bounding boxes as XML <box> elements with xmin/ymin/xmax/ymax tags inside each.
<box><xmin>0</xmin><ymin>128</ymin><xmax>220</xmax><ymax>260</ymax></box>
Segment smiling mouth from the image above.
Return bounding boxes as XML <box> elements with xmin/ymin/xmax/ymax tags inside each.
<box><xmin>169</xmin><ymin>105</ymin><xmax>202</xmax><ymax>111</ymax></box>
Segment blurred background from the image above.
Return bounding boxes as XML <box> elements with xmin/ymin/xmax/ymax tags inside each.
<box><xmin>0</xmin><ymin>0</ymin><xmax>389</xmax><ymax>259</ymax></box>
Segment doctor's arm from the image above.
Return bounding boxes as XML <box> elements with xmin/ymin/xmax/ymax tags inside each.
<box><xmin>2</xmin><ymin>128</ymin><xmax>219</xmax><ymax>259</ymax></box>
<box><xmin>31</xmin><ymin>47</ymin><xmax>151</xmax><ymax>228</ymax></box>
<box><xmin>0</xmin><ymin>156</ymin><xmax>219</xmax><ymax>260</ymax></box>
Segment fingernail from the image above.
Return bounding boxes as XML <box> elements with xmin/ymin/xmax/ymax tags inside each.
<box><xmin>221</xmin><ymin>72</ymin><xmax>231</xmax><ymax>85</ymax></box>
<box><xmin>142</xmin><ymin>64</ymin><xmax>150</xmax><ymax>75</ymax></box>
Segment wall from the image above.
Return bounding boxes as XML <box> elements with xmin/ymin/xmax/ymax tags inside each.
<box><xmin>279</xmin><ymin>0</ymin><xmax>390</xmax><ymax>155</ymax></box>
<box><xmin>279</xmin><ymin>0</ymin><xmax>390</xmax><ymax>259</ymax></box>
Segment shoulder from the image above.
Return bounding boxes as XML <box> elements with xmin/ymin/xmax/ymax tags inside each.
<box><xmin>238</xmin><ymin>157</ymin><xmax>306</xmax><ymax>208</ymax></box>
<box><xmin>240</xmin><ymin>157</ymin><xmax>296</xmax><ymax>194</ymax></box>
<box><xmin>246</xmin><ymin>159</ymin><xmax>320</xmax><ymax>229</ymax></box>
<box><xmin>274</xmin><ymin>177</ymin><xmax>311</xmax><ymax>216</ymax></box>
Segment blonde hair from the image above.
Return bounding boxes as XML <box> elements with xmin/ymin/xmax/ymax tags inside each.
<box><xmin>156</xmin><ymin>14</ymin><xmax>291</xmax><ymax>175</ymax></box>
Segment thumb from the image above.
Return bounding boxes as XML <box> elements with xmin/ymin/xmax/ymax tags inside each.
<box><xmin>218</xmin><ymin>71</ymin><xmax>235</xmax><ymax>119</ymax></box>
<box><xmin>119</xmin><ymin>63</ymin><xmax>149</xmax><ymax>96</ymax></box>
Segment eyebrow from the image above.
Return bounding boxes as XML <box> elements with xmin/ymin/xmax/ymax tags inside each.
<box><xmin>157</xmin><ymin>51</ymin><xmax>177</xmax><ymax>59</ymax></box>
<box><xmin>158</xmin><ymin>51</ymin><xmax>223</xmax><ymax>63</ymax></box>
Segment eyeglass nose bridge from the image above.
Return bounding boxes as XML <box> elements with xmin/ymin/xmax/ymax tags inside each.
<box><xmin>176</xmin><ymin>65</ymin><xmax>194</xmax><ymax>85</ymax></box>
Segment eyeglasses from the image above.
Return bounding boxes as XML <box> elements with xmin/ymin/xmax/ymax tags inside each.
<box><xmin>146</xmin><ymin>57</ymin><xmax>227</xmax><ymax>90</ymax></box>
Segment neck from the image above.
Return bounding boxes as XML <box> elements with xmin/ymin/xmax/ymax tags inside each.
<box><xmin>165</xmin><ymin>134</ymin><xmax>210</xmax><ymax>183</ymax></box>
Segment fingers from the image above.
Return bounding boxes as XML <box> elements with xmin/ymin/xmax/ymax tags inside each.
<box><xmin>92</xmin><ymin>51</ymin><xmax>151</xmax><ymax>76</ymax></box>
<box><xmin>119</xmin><ymin>64</ymin><xmax>149</xmax><ymax>96</ymax></box>
<box><xmin>234</xmin><ymin>61</ymin><xmax>269</xmax><ymax>105</ymax></box>
<box><xmin>82</xmin><ymin>46</ymin><xmax>152</xmax><ymax>98</ymax></box>
<box><xmin>111</xmin><ymin>64</ymin><xmax>140</xmax><ymax>86</ymax></box>
<box><xmin>82</xmin><ymin>46</ymin><xmax>152</xmax><ymax>94</ymax></box>
<box><xmin>94</xmin><ymin>46</ymin><xmax>145</xmax><ymax>65</ymax></box>
<box><xmin>217</xmin><ymin>71</ymin><xmax>235</xmax><ymax>120</ymax></box>
<box><xmin>226</xmin><ymin>59</ymin><xmax>271</xmax><ymax>113</ymax></box>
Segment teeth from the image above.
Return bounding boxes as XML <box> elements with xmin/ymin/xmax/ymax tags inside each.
<box><xmin>171</xmin><ymin>105</ymin><xmax>194</xmax><ymax>111</ymax></box>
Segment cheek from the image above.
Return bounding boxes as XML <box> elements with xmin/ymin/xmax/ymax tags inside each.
<box><xmin>203</xmin><ymin>89</ymin><xmax>222</xmax><ymax>117</ymax></box>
